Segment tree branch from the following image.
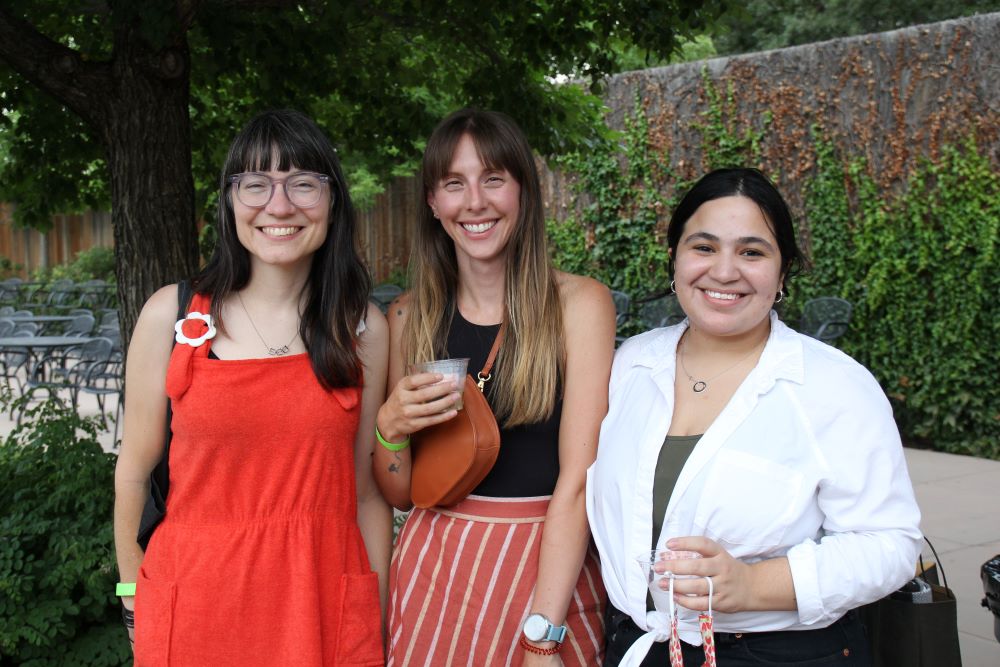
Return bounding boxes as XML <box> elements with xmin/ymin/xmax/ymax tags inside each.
<box><xmin>0</xmin><ymin>8</ymin><xmax>111</xmax><ymax>128</ymax></box>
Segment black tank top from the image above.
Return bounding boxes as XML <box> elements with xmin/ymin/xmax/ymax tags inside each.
<box><xmin>447</xmin><ymin>310</ymin><xmax>562</xmax><ymax>497</ymax></box>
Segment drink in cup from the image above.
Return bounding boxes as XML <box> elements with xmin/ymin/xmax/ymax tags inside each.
<box><xmin>636</xmin><ymin>548</ymin><xmax>702</xmax><ymax>611</ymax></box>
<box><xmin>409</xmin><ymin>358</ymin><xmax>470</xmax><ymax>410</ymax></box>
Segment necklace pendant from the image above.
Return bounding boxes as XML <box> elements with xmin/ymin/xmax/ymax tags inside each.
<box><xmin>693</xmin><ymin>381</ymin><xmax>708</xmax><ymax>393</ymax></box>
<box><xmin>268</xmin><ymin>345</ymin><xmax>290</xmax><ymax>356</ymax></box>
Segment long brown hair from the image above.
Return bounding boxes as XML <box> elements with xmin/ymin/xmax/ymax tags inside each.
<box><xmin>402</xmin><ymin>109</ymin><xmax>563</xmax><ymax>426</ymax></box>
<box><xmin>196</xmin><ymin>109</ymin><xmax>370</xmax><ymax>388</ymax></box>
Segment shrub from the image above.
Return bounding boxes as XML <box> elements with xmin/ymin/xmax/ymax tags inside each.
<box><xmin>32</xmin><ymin>246</ymin><xmax>116</xmax><ymax>284</ymax></box>
<box><xmin>0</xmin><ymin>396</ymin><xmax>128</xmax><ymax>666</ymax></box>
<box><xmin>797</xmin><ymin>135</ymin><xmax>1000</xmax><ymax>458</ymax></box>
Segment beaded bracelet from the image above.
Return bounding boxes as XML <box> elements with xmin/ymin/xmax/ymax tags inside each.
<box><xmin>519</xmin><ymin>635</ymin><xmax>561</xmax><ymax>656</ymax></box>
<box><xmin>376</xmin><ymin>425</ymin><xmax>410</xmax><ymax>452</ymax></box>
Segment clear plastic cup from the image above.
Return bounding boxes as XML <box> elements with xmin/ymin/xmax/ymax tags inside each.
<box><xmin>408</xmin><ymin>358</ymin><xmax>470</xmax><ymax>409</ymax></box>
<box><xmin>635</xmin><ymin>548</ymin><xmax>702</xmax><ymax>611</ymax></box>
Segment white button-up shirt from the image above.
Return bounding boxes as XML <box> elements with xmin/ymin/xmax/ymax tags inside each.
<box><xmin>587</xmin><ymin>313</ymin><xmax>922</xmax><ymax>661</ymax></box>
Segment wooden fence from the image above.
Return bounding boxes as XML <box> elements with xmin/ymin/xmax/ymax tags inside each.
<box><xmin>0</xmin><ymin>205</ymin><xmax>114</xmax><ymax>277</ymax></box>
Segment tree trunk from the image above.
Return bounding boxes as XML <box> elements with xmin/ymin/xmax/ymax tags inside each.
<box><xmin>0</xmin><ymin>7</ymin><xmax>200</xmax><ymax>354</ymax></box>
<box><xmin>100</xmin><ymin>49</ymin><xmax>199</xmax><ymax>352</ymax></box>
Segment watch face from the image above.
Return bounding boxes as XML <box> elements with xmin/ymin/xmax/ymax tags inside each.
<box><xmin>523</xmin><ymin>614</ymin><xmax>549</xmax><ymax>641</ymax></box>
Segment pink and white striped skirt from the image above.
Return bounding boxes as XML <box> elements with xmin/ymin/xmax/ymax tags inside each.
<box><xmin>386</xmin><ymin>495</ymin><xmax>605</xmax><ymax>666</ymax></box>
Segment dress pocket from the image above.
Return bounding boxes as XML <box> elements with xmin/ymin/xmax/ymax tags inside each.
<box><xmin>133</xmin><ymin>567</ymin><xmax>177</xmax><ymax>667</ymax></box>
<box><xmin>335</xmin><ymin>572</ymin><xmax>384</xmax><ymax>665</ymax></box>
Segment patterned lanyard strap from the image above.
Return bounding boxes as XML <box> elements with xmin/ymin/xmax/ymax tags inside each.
<box><xmin>667</xmin><ymin>575</ymin><xmax>716</xmax><ymax>667</ymax></box>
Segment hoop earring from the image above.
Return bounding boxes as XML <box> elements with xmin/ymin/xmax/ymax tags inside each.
<box><xmin>670</xmin><ymin>280</ymin><xmax>676</xmax><ymax>294</ymax></box>
<box><xmin>775</xmin><ymin>289</ymin><xmax>784</xmax><ymax>303</ymax></box>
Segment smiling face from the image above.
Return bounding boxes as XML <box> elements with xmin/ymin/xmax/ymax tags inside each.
<box><xmin>231</xmin><ymin>167</ymin><xmax>331</xmax><ymax>271</ymax></box>
<box><xmin>672</xmin><ymin>195</ymin><xmax>784</xmax><ymax>341</ymax></box>
<box><xmin>426</xmin><ymin>133</ymin><xmax>521</xmax><ymax>268</ymax></box>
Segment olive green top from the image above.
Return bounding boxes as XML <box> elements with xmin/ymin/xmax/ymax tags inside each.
<box><xmin>651</xmin><ymin>434</ymin><xmax>702</xmax><ymax>547</ymax></box>
<box><xmin>648</xmin><ymin>433</ymin><xmax>701</xmax><ymax>611</ymax></box>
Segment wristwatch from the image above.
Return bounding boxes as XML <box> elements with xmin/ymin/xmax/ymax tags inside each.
<box><xmin>522</xmin><ymin>613</ymin><xmax>568</xmax><ymax>644</ymax></box>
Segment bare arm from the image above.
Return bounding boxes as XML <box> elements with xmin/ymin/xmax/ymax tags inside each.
<box><xmin>372</xmin><ymin>294</ymin><xmax>460</xmax><ymax>510</ymax></box>
<box><xmin>113</xmin><ymin>285</ymin><xmax>180</xmax><ymax>612</ymax></box>
<box><xmin>525</xmin><ymin>276</ymin><xmax>615</xmax><ymax>660</ymax></box>
<box><xmin>354</xmin><ymin>303</ymin><xmax>394</xmax><ymax>619</ymax></box>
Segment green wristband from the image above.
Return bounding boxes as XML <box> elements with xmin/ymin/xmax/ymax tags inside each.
<box><xmin>116</xmin><ymin>582</ymin><xmax>136</xmax><ymax>597</ymax></box>
<box><xmin>376</xmin><ymin>425</ymin><xmax>410</xmax><ymax>452</ymax></box>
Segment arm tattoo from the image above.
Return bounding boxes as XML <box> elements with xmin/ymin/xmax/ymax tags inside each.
<box><xmin>388</xmin><ymin>452</ymin><xmax>401</xmax><ymax>473</ymax></box>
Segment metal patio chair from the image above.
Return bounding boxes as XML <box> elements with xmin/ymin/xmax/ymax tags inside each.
<box><xmin>800</xmin><ymin>297</ymin><xmax>853</xmax><ymax>344</ymax></box>
<box><xmin>633</xmin><ymin>293</ymin><xmax>686</xmax><ymax>331</ymax></box>
<box><xmin>371</xmin><ymin>283</ymin><xmax>403</xmax><ymax>314</ymax></box>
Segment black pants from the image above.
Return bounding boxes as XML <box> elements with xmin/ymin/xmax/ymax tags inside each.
<box><xmin>603</xmin><ymin>603</ymin><xmax>872</xmax><ymax>666</ymax></box>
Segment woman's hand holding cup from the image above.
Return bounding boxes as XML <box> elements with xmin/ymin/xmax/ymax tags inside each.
<box><xmin>376</xmin><ymin>362</ymin><xmax>466</xmax><ymax>442</ymax></box>
<box><xmin>662</xmin><ymin>536</ymin><xmax>756</xmax><ymax>613</ymax></box>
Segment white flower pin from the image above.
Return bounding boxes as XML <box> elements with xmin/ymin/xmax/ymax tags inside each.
<box><xmin>174</xmin><ymin>311</ymin><xmax>217</xmax><ymax>347</ymax></box>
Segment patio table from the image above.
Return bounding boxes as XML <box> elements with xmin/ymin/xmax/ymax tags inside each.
<box><xmin>0</xmin><ymin>335</ymin><xmax>95</xmax><ymax>386</ymax></box>
<box><xmin>7</xmin><ymin>315</ymin><xmax>77</xmax><ymax>334</ymax></box>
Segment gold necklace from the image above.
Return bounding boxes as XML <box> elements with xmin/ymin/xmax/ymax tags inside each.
<box><xmin>678</xmin><ymin>334</ymin><xmax>765</xmax><ymax>393</ymax></box>
<box><xmin>236</xmin><ymin>291</ymin><xmax>299</xmax><ymax>356</ymax></box>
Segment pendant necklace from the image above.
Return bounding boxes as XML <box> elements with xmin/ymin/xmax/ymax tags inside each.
<box><xmin>237</xmin><ymin>291</ymin><xmax>299</xmax><ymax>356</ymax></box>
<box><xmin>678</xmin><ymin>334</ymin><xmax>765</xmax><ymax>393</ymax></box>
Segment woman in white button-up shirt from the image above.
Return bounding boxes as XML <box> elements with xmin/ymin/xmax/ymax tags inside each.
<box><xmin>587</xmin><ymin>168</ymin><xmax>922</xmax><ymax>666</ymax></box>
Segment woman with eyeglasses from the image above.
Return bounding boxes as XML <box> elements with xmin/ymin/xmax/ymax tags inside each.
<box><xmin>113</xmin><ymin>109</ymin><xmax>391</xmax><ymax>665</ymax></box>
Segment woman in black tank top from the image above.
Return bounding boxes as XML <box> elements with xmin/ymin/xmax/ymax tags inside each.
<box><xmin>372</xmin><ymin>109</ymin><xmax>617</xmax><ymax>665</ymax></box>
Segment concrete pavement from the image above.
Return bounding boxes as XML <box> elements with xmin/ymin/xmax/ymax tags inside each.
<box><xmin>905</xmin><ymin>448</ymin><xmax>1000</xmax><ymax>666</ymax></box>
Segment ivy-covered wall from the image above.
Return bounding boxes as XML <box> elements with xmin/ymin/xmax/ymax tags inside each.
<box><xmin>544</xmin><ymin>13</ymin><xmax>1000</xmax><ymax>458</ymax></box>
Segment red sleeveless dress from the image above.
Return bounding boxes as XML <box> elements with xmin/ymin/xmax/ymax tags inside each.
<box><xmin>133</xmin><ymin>292</ymin><xmax>383</xmax><ymax>666</ymax></box>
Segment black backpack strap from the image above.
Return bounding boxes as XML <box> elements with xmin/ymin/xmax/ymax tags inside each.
<box><xmin>137</xmin><ymin>279</ymin><xmax>193</xmax><ymax>549</ymax></box>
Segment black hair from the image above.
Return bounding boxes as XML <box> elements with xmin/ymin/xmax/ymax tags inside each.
<box><xmin>667</xmin><ymin>167</ymin><xmax>806</xmax><ymax>292</ymax></box>
<box><xmin>195</xmin><ymin>109</ymin><xmax>370</xmax><ymax>388</ymax></box>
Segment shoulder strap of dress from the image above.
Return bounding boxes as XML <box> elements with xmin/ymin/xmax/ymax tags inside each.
<box><xmin>166</xmin><ymin>283</ymin><xmax>214</xmax><ymax>400</ymax></box>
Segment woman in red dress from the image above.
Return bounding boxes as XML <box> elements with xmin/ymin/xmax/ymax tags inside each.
<box><xmin>113</xmin><ymin>110</ymin><xmax>391</xmax><ymax>665</ymax></box>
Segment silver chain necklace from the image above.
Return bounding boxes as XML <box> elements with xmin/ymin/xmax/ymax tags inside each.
<box><xmin>236</xmin><ymin>291</ymin><xmax>299</xmax><ymax>356</ymax></box>
<box><xmin>678</xmin><ymin>335</ymin><xmax>765</xmax><ymax>393</ymax></box>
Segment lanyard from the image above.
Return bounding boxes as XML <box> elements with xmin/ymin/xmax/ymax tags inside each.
<box><xmin>665</xmin><ymin>575</ymin><xmax>716</xmax><ymax>667</ymax></box>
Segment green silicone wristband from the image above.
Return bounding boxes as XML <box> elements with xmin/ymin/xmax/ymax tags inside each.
<box><xmin>376</xmin><ymin>425</ymin><xmax>410</xmax><ymax>452</ymax></box>
<box><xmin>116</xmin><ymin>582</ymin><xmax>136</xmax><ymax>597</ymax></box>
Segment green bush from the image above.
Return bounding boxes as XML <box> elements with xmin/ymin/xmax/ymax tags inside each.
<box><xmin>32</xmin><ymin>246</ymin><xmax>116</xmax><ymax>284</ymax></box>
<box><xmin>796</xmin><ymin>135</ymin><xmax>1000</xmax><ymax>458</ymax></box>
<box><xmin>0</xmin><ymin>396</ymin><xmax>129</xmax><ymax>666</ymax></box>
<box><xmin>549</xmin><ymin>92</ymin><xmax>676</xmax><ymax>316</ymax></box>
<box><xmin>0</xmin><ymin>256</ymin><xmax>23</xmax><ymax>278</ymax></box>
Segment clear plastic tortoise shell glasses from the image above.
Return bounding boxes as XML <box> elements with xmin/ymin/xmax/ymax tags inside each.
<box><xmin>227</xmin><ymin>171</ymin><xmax>332</xmax><ymax>209</ymax></box>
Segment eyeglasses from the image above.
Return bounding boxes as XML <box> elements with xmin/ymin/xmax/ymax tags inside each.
<box><xmin>227</xmin><ymin>171</ymin><xmax>332</xmax><ymax>208</ymax></box>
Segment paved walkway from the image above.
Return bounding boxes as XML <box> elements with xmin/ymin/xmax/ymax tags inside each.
<box><xmin>1</xmin><ymin>394</ymin><xmax>998</xmax><ymax>664</ymax></box>
<box><xmin>905</xmin><ymin>448</ymin><xmax>1000</xmax><ymax>666</ymax></box>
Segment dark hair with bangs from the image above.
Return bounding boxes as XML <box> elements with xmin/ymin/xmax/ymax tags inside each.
<box><xmin>195</xmin><ymin>109</ymin><xmax>371</xmax><ymax>388</ymax></box>
<box><xmin>667</xmin><ymin>167</ymin><xmax>807</xmax><ymax>293</ymax></box>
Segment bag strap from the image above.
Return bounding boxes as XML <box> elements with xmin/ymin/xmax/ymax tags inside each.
<box><xmin>475</xmin><ymin>321</ymin><xmax>506</xmax><ymax>391</ymax></box>
<box><xmin>921</xmin><ymin>536</ymin><xmax>950</xmax><ymax>591</ymax></box>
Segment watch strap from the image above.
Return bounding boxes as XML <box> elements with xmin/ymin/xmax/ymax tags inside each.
<box><xmin>544</xmin><ymin>623</ymin><xmax>568</xmax><ymax>643</ymax></box>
